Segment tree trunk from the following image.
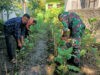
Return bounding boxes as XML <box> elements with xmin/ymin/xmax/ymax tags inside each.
<box><xmin>23</xmin><ymin>0</ymin><xmax>26</xmax><ymax>14</ymax></box>
<box><xmin>7</xmin><ymin>10</ymin><xmax>9</xmax><ymax>20</ymax></box>
<box><xmin>89</xmin><ymin>0</ymin><xmax>90</xmax><ymax>8</ymax></box>
<box><xmin>93</xmin><ymin>0</ymin><xmax>95</xmax><ymax>8</ymax></box>
<box><xmin>64</xmin><ymin>0</ymin><xmax>68</xmax><ymax>11</ymax></box>
<box><xmin>1</xmin><ymin>10</ymin><xmax>4</xmax><ymax>21</ymax></box>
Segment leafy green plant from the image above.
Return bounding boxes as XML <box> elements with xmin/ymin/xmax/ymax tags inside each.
<box><xmin>56</xmin><ymin>64</ymin><xmax>68</xmax><ymax>75</ymax></box>
<box><xmin>54</xmin><ymin>47</ymin><xmax>80</xmax><ymax>74</ymax></box>
<box><xmin>0</xmin><ymin>19</ymin><xmax>4</xmax><ymax>31</ymax></box>
<box><xmin>81</xmin><ymin>28</ymin><xmax>97</xmax><ymax>53</ymax></box>
<box><xmin>80</xmin><ymin>49</ymin><xmax>86</xmax><ymax>56</ymax></box>
<box><xmin>58</xmin><ymin>40</ymin><xmax>66</xmax><ymax>46</ymax></box>
<box><xmin>67</xmin><ymin>65</ymin><xmax>80</xmax><ymax>72</ymax></box>
<box><xmin>88</xmin><ymin>17</ymin><xmax>99</xmax><ymax>34</ymax></box>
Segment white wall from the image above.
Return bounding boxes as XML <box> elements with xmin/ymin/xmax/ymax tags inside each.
<box><xmin>65</xmin><ymin>0</ymin><xmax>100</xmax><ymax>11</ymax></box>
<box><xmin>98</xmin><ymin>0</ymin><xmax>100</xmax><ymax>8</ymax></box>
<box><xmin>0</xmin><ymin>11</ymin><xmax>17</xmax><ymax>22</ymax></box>
<box><xmin>65</xmin><ymin>0</ymin><xmax>82</xmax><ymax>11</ymax></box>
<box><xmin>65</xmin><ymin>0</ymin><xmax>72</xmax><ymax>11</ymax></box>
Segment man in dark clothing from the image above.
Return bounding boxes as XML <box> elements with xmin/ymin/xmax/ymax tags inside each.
<box><xmin>4</xmin><ymin>14</ymin><xmax>30</xmax><ymax>63</ymax></box>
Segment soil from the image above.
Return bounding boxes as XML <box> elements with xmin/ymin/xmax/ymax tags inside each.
<box><xmin>17</xmin><ymin>28</ymin><xmax>49</xmax><ymax>75</ymax></box>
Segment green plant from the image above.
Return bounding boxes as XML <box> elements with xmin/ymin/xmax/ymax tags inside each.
<box><xmin>54</xmin><ymin>47</ymin><xmax>80</xmax><ymax>74</ymax></box>
<box><xmin>0</xmin><ymin>19</ymin><xmax>4</xmax><ymax>31</ymax></box>
<box><xmin>67</xmin><ymin>65</ymin><xmax>80</xmax><ymax>72</ymax></box>
<box><xmin>56</xmin><ymin>64</ymin><xmax>68</xmax><ymax>75</ymax></box>
<box><xmin>88</xmin><ymin>17</ymin><xmax>99</xmax><ymax>34</ymax></box>
<box><xmin>81</xmin><ymin>28</ymin><xmax>97</xmax><ymax>52</ymax></box>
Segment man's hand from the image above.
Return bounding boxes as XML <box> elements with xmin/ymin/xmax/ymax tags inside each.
<box><xmin>61</xmin><ymin>36</ymin><xmax>67</xmax><ymax>41</ymax></box>
<box><xmin>18</xmin><ymin>42</ymin><xmax>22</xmax><ymax>48</ymax></box>
<box><xmin>62</xmin><ymin>29</ymin><xmax>70</xmax><ymax>38</ymax></box>
<box><xmin>21</xmin><ymin>36</ymin><xmax>24</xmax><ymax>45</ymax></box>
<box><xmin>17</xmin><ymin>39</ymin><xmax>22</xmax><ymax>48</ymax></box>
<box><xmin>61</xmin><ymin>36</ymin><xmax>71</xmax><ymax>43</ymax></box>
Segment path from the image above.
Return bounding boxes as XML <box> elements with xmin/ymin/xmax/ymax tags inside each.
<box><xmin>18</xmin><ymin>27</ymin><xmax>50</xmax><ymax>75</ymax></box>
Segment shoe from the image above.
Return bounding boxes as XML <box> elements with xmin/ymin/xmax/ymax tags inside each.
<box><xmin>67</xmin><ymin>56</ymin><xmax>80</xmax><ymax>67</ymax></box>
<box><xmin>74</xmin><ymin>57</ymin><xmax>80</xmax><ymax>67</ymax></box>
<box><xmin>10</xmin><ymin>58</ymin><xmax>17</xmax><ymax>64</ymax></box>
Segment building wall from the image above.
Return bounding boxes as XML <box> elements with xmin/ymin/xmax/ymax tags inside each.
<box><xmin>65</xmin><ymin>0</ymin><xmax>100</xmax><ymax>11</ymax></box>
<box><xmin>0</xmin><ymin>8</ymin><xmax>25</xmax><ymax>22</ymax></box>
<box><xmin>98</xmin><ymin>0</ymin><xmax>100</xmax><ymax>7</ymax></box>
<box><xmin>46</xmin><ymin>2</ymin><xmax>61</xmax><ymax>10</ymax></box>
<box><xmin>65</xmin><ymin>0</ymin><xmax>81</xmax><ymax>11</ymax></box>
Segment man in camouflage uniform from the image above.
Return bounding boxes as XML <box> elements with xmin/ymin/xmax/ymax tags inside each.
<box><xmin>58</xmin><ymin>12</ymin><xmax>85</xmax><ymax>66</ymax></box>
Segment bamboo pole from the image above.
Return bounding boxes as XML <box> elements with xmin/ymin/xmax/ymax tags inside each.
<box><xmin>52</xmin><ymin>27</ymin><xmax>57</xmax><ymax>56</ymax></box>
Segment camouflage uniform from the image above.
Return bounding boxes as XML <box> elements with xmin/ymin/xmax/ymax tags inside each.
<box><xmin>60</xmin><ymin>12</ymin><xmax>85</xmax><ymax>65</ymax></box>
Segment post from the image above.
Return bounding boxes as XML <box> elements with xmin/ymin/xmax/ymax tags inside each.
<box><xmin>64</xmin><ymin>0</ymin><xmax>68</xmax><ymax>11</ymax></box>
<box><xmin>98</xmin><ymin>0</ymin><xmax>100</xmax><ymax>8</ymax></box>
<box><xmin>7</xmin><ymin>10</ymin><xmax>9</xmax><ymax>20</ymax></box>
<box><xmin>23</xmin><ymin>0</ymin><xmax>26</xmax><ymax>14</ymax></box>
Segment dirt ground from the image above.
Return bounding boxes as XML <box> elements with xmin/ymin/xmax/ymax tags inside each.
<box><xmin>17</xmin><ymin>28</ymin><xmax>49</xmax><ymax>75</ymax></box>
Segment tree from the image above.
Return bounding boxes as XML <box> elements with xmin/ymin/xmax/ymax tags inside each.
<box><xmin>27</xmin><ymin>0</ymin><xmax>45</xmax><ymax>16</ymax></box>
<box><xmin>0</xmin><ymin>0</ymin><xmax>13</xmax><ymax>20</ymax></box>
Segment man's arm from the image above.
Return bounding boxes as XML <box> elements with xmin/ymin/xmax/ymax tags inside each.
<box><xmin>21</xmin><ymin>26</ymin><xmax>26</xmax><ymax>44</ymax></box>
<box><xmin>61</xmin><ymin>18</ymin><xmax>70</xmax><ymax>37</ymax></box>
<box><xmin>61</xmin><ymin>16</ymin><xmax>70</xmax><ymax>42</ymax></box>
<box><xmin>15</xmin><ymin>23</ymin><xmax>22</xmax><ymax>48</ymax></box>
<box><xmin>17</xmin><ymin>39</ymin><xmax>22</xmax><ymax>48</ymax></box>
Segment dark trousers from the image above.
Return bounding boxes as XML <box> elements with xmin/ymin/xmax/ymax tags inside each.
<box><xmin>4</xmin><ymin>26</ymin><xmax>17</xmax><ymax>60</ymax></box>
<box><xmin>5</xmin><ymin>35</ymin><xmax>15</xmax><ymax>60</ymax></box>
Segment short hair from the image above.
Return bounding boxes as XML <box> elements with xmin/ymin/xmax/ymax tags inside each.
<box><xmin>23</xmin><ymin>14</ymin><xmax>30</xmax><ymax>19</ymax></box>
<box><xmin>33</xmin><ymin>20</ymin><xmax>37</xmax><ymax>24</ymax></box>
<box><xmin>58</xmin><ymin>13</ymin><xmax>62</xmax><ymax>19</ymax></box>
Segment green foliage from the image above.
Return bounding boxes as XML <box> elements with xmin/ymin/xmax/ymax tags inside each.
<box><xmin>88</xmin><ymin>18</ymin><xmax>97</xmax><ymax>24</ymax></box>
<box><xmin>67</xmin><ymin>65</ymin><xmax>80</xmax><ymax>72</ymax></box>
<box><xmin>56</xmin><ymin>65</ymin><xmax>68</xmax><ymax>75</ymax></box>
<box><xmin>16</xmin><ymin>37</ymin><xmax>34</xmax><ymax>60</ymax></box>
<box><xmin>46</xmin><ymin>0</ymin><xmax>63</xmax><ymax>3</ymax></box>
<box><xmin>54</xmin><ymin>47</ymin><xmax>73</xmax><ymax>65</ymax></box>
<box><xmin>29</xmin><ymin>25</ymin><xmax>36</xmax><ymax>32</ymax></box>
<box><xmin>54</xmin><ymin>47</ymin><xmax>80</xmax><ymax>73</ymax></box>
<box><xmin>0</xmin><ymin>0</ymin><xmax>13</xmax><ymax>12</ymax></box>
<box><xmin>59</xmin><ymin>40</ymin><xmax>66</xmax><ymax>46</ymax></box>
<box><xmin>0</xmin><ymin>19</ymin><xmax>4</xmax><ymax>31</ymax></box>
<box><xmin>80</xmin><ymin>49</ymin><xmax>86</xmax><ymax>56</ymax></box>
<box><xmin>57</xmin><ymin>47</ymin><xmax>73</xmax><ymax>56</ymax></box>
<box><xmin>28</xmin><ymin>0</ymin><xmax>45</xmax><ymax>16</ymax></box>
<box><xmin>55</xmin><ymin>55</ymin><xmax>64</xmax><ymax>64</ymax></box>
<box><xmin>88</xmin><ymin>17</ymin><xmax>99</xmax><ymax>33</ymax></box>
<box><xmin>0</xmin><ymin>19</ymin><xmax>4</xmax><ymax>25</ymax></box>
<box><xmin>56</xmin><ymin>64</ymin><xmax>80</xmax><ymax>74</ymax></box>
<box><xmin>91</xmin><ymin>48</ymin><xmax>97</xmax><ymax>53</ymax></box>
<box><xmin>81</xmin><ymin>28</ymin><xmax>97</xmax><ymax>52</ymax></box>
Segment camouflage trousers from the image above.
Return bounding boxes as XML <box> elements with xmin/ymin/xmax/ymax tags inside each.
<box><xmin>66</xmin><ymin>37</ymin><xmax>81</xmax><ymax>66</ymax></box>
<box><xmin>72</xmin><ymin>37</ymin><xmax>81</xmax><ymax>59</ymax></box>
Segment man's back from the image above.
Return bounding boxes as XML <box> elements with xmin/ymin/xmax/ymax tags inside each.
<box><xmin>4</xmin><ymin>17</ymin><xmax>22</xmax><ymax>26</ymax></box>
